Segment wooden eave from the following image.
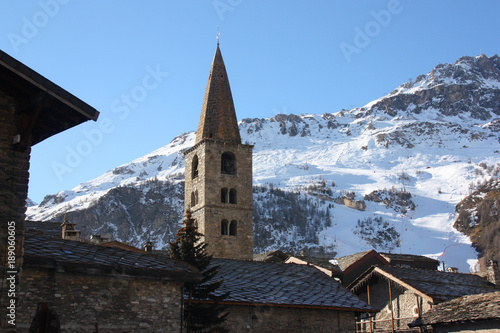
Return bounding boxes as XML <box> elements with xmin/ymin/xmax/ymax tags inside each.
<box><xmin>189</xmin><ymin>299</ymin><xmax>377</xmax><ymax>313</ymax></box>
<box><xmin>0</xmin><ymin>50</ymin><xmax>99</xmax><ymax>146</ymax></box>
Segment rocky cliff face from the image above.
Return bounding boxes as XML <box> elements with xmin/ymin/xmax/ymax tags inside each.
<box><xmin>27</xmin><ymin>54</ymin><xmax>500</xmax><ymax>270</ymax></box>
<box><xmin>454</xmin><ymin>176</ymin><xmax>500</xmax><ymax>264</ymax></box>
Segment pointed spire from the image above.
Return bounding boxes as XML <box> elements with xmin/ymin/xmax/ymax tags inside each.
<box><xmin>196</xmin><ymin>44</ymin><xmax>241</xmax><ymax>144</ymax></box>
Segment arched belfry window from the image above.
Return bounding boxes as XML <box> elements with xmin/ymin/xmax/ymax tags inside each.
<box><xmin>229</xmin><ymin>189</ymin><xmax>237</xmax><ymax>204</ymax></box>
<box><xmin>221</xmin><ymin>219</ymin><xmax>229</xmax><ymax>235</ymax></box>
<box><xmin>229</xmin><ymin>220</ymin><xmax>237</xmax><ymax>236</ymax></box>
<box><xmin>191</xmin><ymin>192</ymin><xmax>196</xmax><ymax>207</ymax></box>
<box><xmin>221</xmin><ymin>188</ymin><xmax>228</xmax><ymax>203</ymax></box>
<box><xmin>190</xmin><ymin>190</ymin><xmax>198</xmax><ymax>207</ymax></box>
<box><xmin>221</xmin><ymin>152</ymin><xmax>237</xmax><ymax>175</ymax></box>
<box><xmin>192</xmin><ymin>155</ymin><xmax>199</xmax><ymax>179</ymax></box>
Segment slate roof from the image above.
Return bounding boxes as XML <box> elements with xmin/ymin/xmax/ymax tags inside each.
<box><xmin>253</xmin><ymin>250</ymin><xmax>290</xmax><ymax>263</ymax></box>
<box><xmin>25</xmin><ymin>220</ymin><xmax>62</xmax><ymax>238</ymax></box>
<box><xmin>379</xmin><ymin>252</ymin><xmax>439</xmax><ymax>268</ymax></box>
<box><xmin>335</xmin><ymin>250</ymin><xmax>373</xmax><ymax>271</ymax></box>
<box><xmin>292</xmin><ymin>255</ymin><xmax>342</xmax><ymax>272</ymax></box>
<box><xmin>350</xmin><ymin>266</ymin><xmax>498</xmax><ymax>303</ymax></box>
<box><xmin>211</xmin><ymin>258</ymin><xmax>373</xmax><ymax>312</ymax></box>
<box><xmin>23</xmin><ymin>229</ymin><xmax>201</xmax><ymax>282</ymax></box>
<box><xmin>101</xmin><ymin>240</ymin><xmax>148</xmax><ymax>254</ymax></box>
<box><xmin>285</xmin><ymin>255</ymin><xmax>344</xmax><ymax>279</ymax></box>
<box><xmin>409</xmin><ymin>291</ymin><xmax>500</xmax><ymax>326</ymax></box>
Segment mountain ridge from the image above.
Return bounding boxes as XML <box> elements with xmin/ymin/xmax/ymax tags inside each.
<box><xmin>27</xmin><ymin>54</ymin><xmax>500</xmax><ymax>272</ymax></box>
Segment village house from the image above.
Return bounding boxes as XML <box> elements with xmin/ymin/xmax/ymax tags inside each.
<box><xmin>349</xmin><ymin>264</ymin><xmax>499</xmax><ymax>332</ymax></box>
<box><xmin>210</xmin><ymin>258</ymin><xmax>373</xmax><ymax>332</ymax></box>
<box><xmin>18</xmin><ymin>224</ymin><xmax>201</xmax><ymax>332</ymax></box>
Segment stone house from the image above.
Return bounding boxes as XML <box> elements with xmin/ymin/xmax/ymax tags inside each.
<box><xmin>18</xmin><ymin>227</ymin><xmax>201</xmax><ymax>332</ymax></box>
<box><xmin>349</xmin><ymin>265</ymin><xmax>499</xmax><ymax>332</ymax></box>
<box><xmin>210</xmin><ymin>258</ymin><xmax>373</xmax><ymax>332</ymax></box>
<box><xmin>409</xmin><ymin>291</ymin><xmax>500</xmax><ymax>332</ymax></box>
<box><xmin>0</xmin><ymin>49</ymin><xmax>98</xmax><ymax>331</ymax></box>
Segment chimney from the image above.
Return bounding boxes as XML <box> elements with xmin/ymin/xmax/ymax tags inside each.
<box><xmin>144</xmin><ymin>241</ymin><xmax>153</xmax><ymax>253</ymax></box>
<box><xmin>90</xmin><ymin>235</ymin><xmax>102</xmax><ymax>244</ymax></box>
<box><xmin>487</xmin><ymin>260</ymin><xmax>499</xmax><ymax>285</ymax></box>
<box><xmin>61</xmin><ymin>214</ymin><xmax>81</xmax><ymax>241</ymax></box>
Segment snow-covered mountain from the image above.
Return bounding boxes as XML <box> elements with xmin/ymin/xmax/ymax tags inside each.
<box><xmin>27</xmin><ymin>54</ymin><xmax>500</xmax><ymax>272</ymax></box>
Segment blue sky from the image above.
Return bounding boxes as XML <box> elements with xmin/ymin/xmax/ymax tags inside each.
<box><xmin>1</xmin><ymin>1</ymin><xmax>499</xmax><ymax>203</ymax></box>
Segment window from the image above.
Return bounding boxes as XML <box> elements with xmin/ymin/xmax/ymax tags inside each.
<box><xmin>221</xmin><ymin>220</ymin><xmax>229</xmax><ymax>235</ymax></box>
<box><xmin>221</xmin><ymin>152</ymin><xmax>237</xmax><ymax>175</ymax></box>
<box><xmin>229</xmin><ymin>220</ymin><xmax>237</xmax><ymax>236</ymax></box>
<box><xmin>413</xmin><ymin>305</ymin><xmax>420</xmax><ymax>317</ymax></box>
<box><xmin>191</xmin><ymin>190</ymin><xmax>198</xmax><ymax>207</ymax></box>
<box><xmin>229</xmin><ymin>188</ymin><xmax>237</xmax><ymax>204</ymax></box>
<box><xmin>221</xmin><ymin>188</ymin><xmax>236</xmax><ymax>204</ymax></box>
<box><xmin>192</xmin><ymin>155</ymin><xmax>199</xmax><ymax>179</ymax></box>
<box><xmin>221</xmin><ymin>188</ymin><xmax>228</xmax><ymax>203</ymax></box>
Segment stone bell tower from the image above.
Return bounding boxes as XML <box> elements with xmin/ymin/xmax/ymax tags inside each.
<box><xmin>183</xmin><ymin>43</ymin><xmax>254</xmax><ymax>260</ymax></box>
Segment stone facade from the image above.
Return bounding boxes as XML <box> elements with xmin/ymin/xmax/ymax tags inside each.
<box><xmin>222</xmin><ymin>305</ymin><xmax>356</xmax><ymax>333</ymax></box>
<box><xmin>0</xmin><ymin>90</ymin><xmax>30</xmax><ymax>330</ymax></box>
<box><xmin>16</xmin><ymin>266</ymin><xmax>184</xmax><ymax>333</ymax></box>
<box><xmin>184</xmin><ymin>139</ymin><xmax>254</xmax><ymax>260</ymax></box>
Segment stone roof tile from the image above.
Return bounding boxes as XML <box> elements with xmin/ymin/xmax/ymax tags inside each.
<box><xmin>409</xmin><ymin>291</ymin><xmax>500</xmax><ymax>326</ymax></box>
<box><xmin>212</xmin><ymin>259</ymin><xmax>372</xmax><ymax>311</ymax></box>
<box><xmin>335</xmin><ymin>250</ymin><xmax>372</xmax><ymax>271</ymax></box>
<box><xmin>23</xmin><ymin>230</ymin><xmax>201</xmax><ymax>282</ymax></box>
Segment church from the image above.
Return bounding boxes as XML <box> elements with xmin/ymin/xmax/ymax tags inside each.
<box><xmin>181</xmin><ymin>41</ymin><xmax>372</xmax><ymax>332</ymax></box>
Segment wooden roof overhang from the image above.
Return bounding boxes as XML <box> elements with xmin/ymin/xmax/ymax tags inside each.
<box><xmin>349</xmin><ymin>266</ymin><xmax>435</xmax><ymax>304</ymax></box>
<box><xmin>0</xmin><ymin>50</ymin><xmax>99</xmax><ymax>149</ymax></box>
<box><xmin>188</xmin><ymin>299</ymin><xmax>378</xmax><ymax>313</ymax></box>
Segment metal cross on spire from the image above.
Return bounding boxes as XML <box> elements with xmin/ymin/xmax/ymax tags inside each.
<box><xmin>217</xmin><ymin>25</ymin><xmax>220</xmax><ymax>45</ymax></box>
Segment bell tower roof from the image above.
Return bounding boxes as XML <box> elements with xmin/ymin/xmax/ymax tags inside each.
<box><xmin>196</xmin><ymin>44</ymin><xmax>241</xmax><ymax>144</ymax></box>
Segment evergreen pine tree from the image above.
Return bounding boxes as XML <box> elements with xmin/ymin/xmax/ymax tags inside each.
<box><xmin>169</xmin><ymin>212</ymin><xmax>229</xmax><ymax>332</ymax></box>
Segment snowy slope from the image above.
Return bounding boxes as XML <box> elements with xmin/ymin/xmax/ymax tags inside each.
<box><xmin>27</xmin><ymin>54</ymin><xmax>500</xmax><ymax>272</ymax></box>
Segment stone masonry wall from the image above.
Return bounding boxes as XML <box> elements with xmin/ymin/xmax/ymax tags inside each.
<box><xmin>222</xmin><ymin>305</ymin><xmax>356</xmax><ymax>333</ymax></box>
<box><xmin>16</xmin><ymin>267</ymin><xmax>184</xmax><ymax>333</ymax></box>
<box><xmin>0</xmin><ymin>91</ymin><xmax>30</xmax><ymax>331</ymax></box>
